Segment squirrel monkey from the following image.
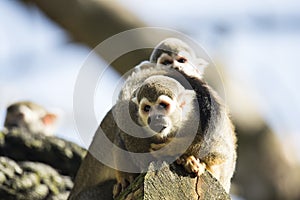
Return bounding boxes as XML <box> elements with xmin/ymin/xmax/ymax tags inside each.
<box><xmin>112</xmin><ymin>74</ymin><xmax>199</xmax><ymax>197</ymax></box>
<box><xmin>150</xmin><ymin>37</ymin><xmax>208</xmax><ymax>78</ymax></box>
<box><xmin>4</xmin><ymin>101</ymin><xmax>57</xmax><ymax>136</ymax></box>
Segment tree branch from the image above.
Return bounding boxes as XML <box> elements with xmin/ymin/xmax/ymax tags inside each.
<box><xmin>21</xmin><ymin>0</ymin><xmax>153</xmax><ymax>74</ymax></box>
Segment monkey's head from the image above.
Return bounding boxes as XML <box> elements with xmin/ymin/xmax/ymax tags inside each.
<box><xmin>132</xmin><ymin>75</ymin><xmax>195</xmax><ymax>139</ymax></box>
<box><xmin>4</xmin><ymin>101</ymin><xmax>57</xmax><ymax>136</ymax></box>
<box><xmin>150</xmin><ymin>38</ymin><xmax>208</xmax><ymax>77</ymax></box>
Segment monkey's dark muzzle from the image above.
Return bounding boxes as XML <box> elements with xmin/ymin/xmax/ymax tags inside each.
<box><xmin>148</xmin><ymin>115</ymin><xmax>169</xmax><ymax>133</ymax></box>
<box><xmin>5</xmin><ymin>123</ymin><xmax>18</xmax><ymax>128</ymax></box>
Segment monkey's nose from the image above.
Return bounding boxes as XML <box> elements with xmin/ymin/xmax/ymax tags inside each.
<box><xmin>147</xmin><ymin>114</ymin><xmax>163</xmax><ymax>124</ymax></box>
<box><xmin>148</xmin><ymin>115</ymin><xmax>168</xmax><ymax>133</ymax></box>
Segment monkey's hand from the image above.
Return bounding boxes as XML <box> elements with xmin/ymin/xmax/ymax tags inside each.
<box><xmin>150</xmin><ymin>139</ymin><xmax>172</xmax><ymax>151</ymax></box>
<box><xmin>176</xmin><ymin>155</ymin><xmax>206</xmax><ymax>176</ymax></box>
<box><xmin>113</xmin><ymin>173</ymin><xmax>136</xmax><ymax>198</ymax></box>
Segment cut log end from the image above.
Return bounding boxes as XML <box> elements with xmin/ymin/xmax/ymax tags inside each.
<box><xmin>115</xmin><ymin>162</ymin><xmax>231</xmax><ymax>200</ymax></box>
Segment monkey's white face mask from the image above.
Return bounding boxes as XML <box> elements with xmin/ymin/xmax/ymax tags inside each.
<box><xmin>133</xmin><ymin>91</ymin><xmax>195</xmax><ymax>139</ymax></box>
<box><xmin>157</xmin><ymin>52</ymin><xmax>208</xmax><ymax>78</ymax></box>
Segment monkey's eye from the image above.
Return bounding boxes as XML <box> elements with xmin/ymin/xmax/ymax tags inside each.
<box><xmin>161</xmin><ymin>59</ymin><xmax>173</xmax><ymax>65</ymax></box>
<box><xmin>177</xmin><ymin>57</ymin><xmax>187</xmax><ymax>63</ymax></box>
<box><xmin>143</xmin><ymin>105</ymin><xmax>151</xmax><ymax>112</ymax></box>
<box><xmin>16</xmin><ymin>113</ymin><xmax>24</xmax><ymax>119</ymax></box>
<box><xmin>159</xmin><ymin>102</ymin><xmax>168</xmax><ymax>109</ymax></box>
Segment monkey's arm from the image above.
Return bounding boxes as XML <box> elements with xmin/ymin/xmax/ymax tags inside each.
<box><xmin>185</xmin><ymin>109</ymin><xmax>236</xmax><ymax>193</ymax></box>
<box><xmin>68</xmin><ymin>109</ymin><xmax>118</xmax><ymax>200</ymax></box>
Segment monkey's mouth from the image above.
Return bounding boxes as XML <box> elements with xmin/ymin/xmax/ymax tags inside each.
<box><xmin>149</xmin><ymin>123</ymin><xmax>168</xmax><ymax>133</ymax></box>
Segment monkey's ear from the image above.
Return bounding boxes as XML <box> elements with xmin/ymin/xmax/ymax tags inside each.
<box><xmin>196</xmin><ymin>58</ymin><xmax>208</xmax><ymax>74</ymax></box>
<box><xmin>134</xmin><ymin>61</ymin><xmax>155</xmax><ymax>71</ymax></box>
<box><xmin>42</xmin><ymin>113</ymin><xmax>57</xmax><ymax>125</ymax></box>
<box><xmin>178</xmin><ymin>90</ymin><xmax>195</xmax><ymax>108</ymax></box>
<box><xmin>131</xmin><ymin>97</ymin><xmax>138</xmax><ymax>105</ymax></box>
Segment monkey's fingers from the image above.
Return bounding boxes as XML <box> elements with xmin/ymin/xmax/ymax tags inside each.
<box><xmin>113</xmin><ymin>179</ymin><xmax>128</xmax><ymax>198</ymax></box>
<box><xmin>177</xmin><ymin>155</ymin><xmax>206</xmax><ymax>176</ymax></box>
<box><xmin>150</xmin><ymin>143</ymin><xmax>167</xmax><ymax>151</ymax></box>
<box><xmin>113</xmin><ymin>175</ymin><xmax>136</xmax><ymax>198</ymax></box>
<box><xmin>113</xmin><ymin>183</ymin><xmax>122</xmax><ymax>198</ymax></box>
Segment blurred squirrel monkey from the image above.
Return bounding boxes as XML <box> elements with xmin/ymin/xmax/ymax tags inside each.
<box><xmin>4</xmin><ymin>101</ymin><xmax>57</xmax><ymax>136</ymax></box>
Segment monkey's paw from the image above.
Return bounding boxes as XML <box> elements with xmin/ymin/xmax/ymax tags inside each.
<box><xmin>150</xmin><ymin>142</ymin><xmax>167</xmax><ymax>151</ymax></box>
<box><xmin>176</xmin><ymin>155</ymin><xmax>206</xmax><ymax>176</ymax></box>
<box><xmin>113</xmin><ymin>176</ymin><xmax>135</xmax><ymax>198</ymax></box>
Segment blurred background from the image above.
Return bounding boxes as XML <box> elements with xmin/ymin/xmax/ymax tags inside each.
<box><xmin>0</xmin><ymin>0</ymin><xmax>300</xmax><ymax>199</ymax></box>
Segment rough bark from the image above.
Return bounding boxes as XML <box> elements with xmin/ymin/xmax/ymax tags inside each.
<box><xmin>0</xmin><ymin>156</ymin><xmax>72</xmax><ymax>200</ymax></box>
<box><xmin>0</xmin><ymin>129</ymin><xmax>86</xmax><ymax>200</ymax></box>
<box><xmin>143</xmin><ymin>162</ymin><xmax>230</xmax><ymax>200</ymax></box>
<box><xmin>0</xmin><ymin>128</ymin><xmax>86</xmax><ymax>179</ymax></box>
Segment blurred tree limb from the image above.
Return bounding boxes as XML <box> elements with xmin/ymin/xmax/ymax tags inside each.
<box><xmin>22</xmin><ymin>0</ymin><xmax>151</xmax><ymax>74</ymax></box>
